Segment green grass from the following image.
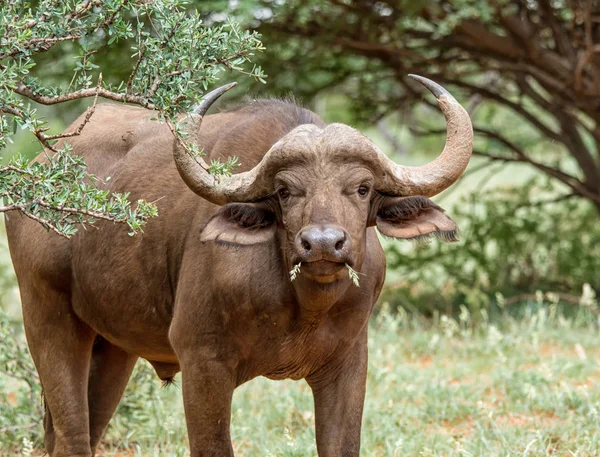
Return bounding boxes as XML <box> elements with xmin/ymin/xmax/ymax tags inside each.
<box><xmin>3</xmin><ymin>305</ymin><xmax>595</xmax><ymax>457</ymax></box>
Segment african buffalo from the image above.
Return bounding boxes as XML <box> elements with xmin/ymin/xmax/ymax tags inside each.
<box><xmin>6</xmin><ymin>75</ymin><xmax>473</xmax><ymax>456</ymax></box>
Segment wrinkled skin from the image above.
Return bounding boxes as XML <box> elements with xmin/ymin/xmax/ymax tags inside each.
<box><xmin>6</xmin><ymin>100</ymin><xmax>459</xmax><ymax>457</ymax></box>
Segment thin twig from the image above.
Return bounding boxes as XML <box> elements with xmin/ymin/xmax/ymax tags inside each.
<box><xmin>164</xmin><ymin>115</ymin><xmax>211</xmax><ymax>173</ymax></box>
<box><xmin>42</xmin><ymin>73</ymin><xmax>103</xmax><ymax>141</ymax></box>
<box><xmin>0</xmin><ymin>205</ymin><xmax>67</xmax><ymax>238</ymax></box>
<box><xmin>472</xmin><ymin>150</ymin><xmax>600</xmax><ymax>205</ymax></box>
<box><xmin>435</xmin><ymin>160</ymin><xmax>500</xmax><ymax>203</ymax></box>
<box><xmin>0</xmin><ymin>165</ymin><xmax>34</xmax><ymax>176</ymax></box>
<box><xmin>514</xmin><ymin>193</ymin><xmax>578</xmax><ymax>208</ymax></box>
<box><xmin>127</xmin><ymin>15</ymin><xmax>145</xmax><ymax>94</ymax></box>
<box><xmin>34</xmin><ymin>199</ymin><xmax>121</xmax><ymax>222</ymax></box>
<box><xmin>0</xmin><ymin>3</ymin><xmax>122</xmax><ymax>61</ymax></box>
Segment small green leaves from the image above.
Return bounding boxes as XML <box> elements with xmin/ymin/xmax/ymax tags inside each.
<box><xmin>0</xmin><ymin>150</ymin><xmax>158</xmax><ymax>238</ymax></box>
<box><xmin>289</xmin><ymin>263</ymin><xmax>302</xmax><ymax>281</ymax></box>
<box><xmin>208</xmin><ymin>157</ymin><xmax>240</xmax><ymax>180</ymax></box>
<box><xmin>0</xmin><ymin>0</ymin><xmax>266</xmax><ymax>237</ymax></box>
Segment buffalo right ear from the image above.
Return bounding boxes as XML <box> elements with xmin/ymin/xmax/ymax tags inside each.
<box><xmin>375</xmin><ymin>196</ymin><xmax>459</xmax><ymax>242</ymax></box>
<box><xmin>201</xmin><ymin>202</ymin><xmax>277</xmax><ymax>246</ymax></box>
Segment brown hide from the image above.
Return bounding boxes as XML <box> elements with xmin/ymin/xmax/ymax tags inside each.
<box><xmin>6</xmin><ymin>99</ymin><xmax>460</xmax><ymax>457</ymax></box>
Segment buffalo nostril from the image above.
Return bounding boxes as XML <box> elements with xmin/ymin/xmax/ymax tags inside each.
<box><xmin>335</xmin><ymin>239</ymin><xmax>344</xmax><ymax>251</ymax></box>
<box><xmin>301</xmin><ymin>239</ymin><xmax>311</xmax><ymax>252</ymax></box>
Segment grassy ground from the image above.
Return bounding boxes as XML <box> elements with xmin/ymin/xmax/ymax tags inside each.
<box><xmin>4</xmin><ymin>305</ymin><xmax>597</xmax><ymax>457</ymax></box>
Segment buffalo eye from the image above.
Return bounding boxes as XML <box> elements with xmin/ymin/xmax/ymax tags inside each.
<box><xmin>278</xmin><ymin>187</ymin><xmax>290</xmax><ymax>200</ymax></box>
<box><xmin>357</xmin><ymin>185</ymin><xmax>370</xmax><ymax>197</ymax></box>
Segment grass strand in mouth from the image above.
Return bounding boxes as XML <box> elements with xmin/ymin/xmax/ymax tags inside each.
<box><xmin>346</xmin><ymin>264</ymin><xmax>360</xmax><ymax>287</ymax></box>
<box><xmin>289</xmin><ymin>263</ymin><xmax>302</xmax><ymax>281</ymax></box>
<box><xmin>289</xmin><ymin>262</ymin><xmax>361</xmax><ymax>286</ymax></box>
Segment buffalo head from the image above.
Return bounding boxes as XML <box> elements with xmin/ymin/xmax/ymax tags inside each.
<box><xmin>173</xmin><ymin>76</ymin><xmax>472</xmax><ymax>298</ymax></box>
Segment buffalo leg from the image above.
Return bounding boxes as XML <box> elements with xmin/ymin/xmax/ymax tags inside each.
<box><xmin>307</xmin><ymin>330</ymin><xmax>368</xmax><ymax>457</ymax></box>
<box><xmin>88</xmin><ymin>338</ymin><xmax>138</xmax><ymax>455</ymax></box>
<box><xmin>178</xmin><ymin>356</ymin><xmax>236</xmax><ymax>457</ymax></box>
<box><xmin>21</xmin><ymin>286</ymin><xmax>95</xmax><ymax>457</ymax></box>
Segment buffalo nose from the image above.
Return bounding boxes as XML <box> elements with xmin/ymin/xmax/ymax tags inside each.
<box><xmin>296</xmin><ymin>225</ymin><xmax>351</xmax><ymax>262</ymax></box>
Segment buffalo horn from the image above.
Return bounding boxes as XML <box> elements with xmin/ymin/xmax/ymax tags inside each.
<box><xmin>375</xmin><ymin>75</ymin><xmax>473</xmax><ymax>197</ymax></box>
<box><xmin>173</xmin><ymin>76</ymin><xmax>473</xmax><ymax>205</ymax></box>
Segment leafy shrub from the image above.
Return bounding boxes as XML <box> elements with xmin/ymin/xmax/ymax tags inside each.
<box><xmin>383</xmin><ymin>178</ymin><xmax>600</xmax><ymax>317</ymax></box>
<box><xmin>0</xmin><ymin>310</ymin><xmax>183</xmax><ymax>452</ymax></box>
<box><xmin>0</xmin><ymin>312</ymin><xmax>42</xmax><ymax>449</ymax></box>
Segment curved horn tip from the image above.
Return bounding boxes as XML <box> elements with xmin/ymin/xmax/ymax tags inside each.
<box><xmin>193</xmin><ymin>82</ymin><xmax>238</xmax><ymax>116</ymax></box>
<box><xmin>408</xmin><ymin>74</ymin><xmax>451</xmax><ymax>99</ymax></box>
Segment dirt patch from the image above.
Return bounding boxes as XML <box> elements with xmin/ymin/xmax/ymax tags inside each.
<box><xmin>439</xmin><ymin>416</ymin><xmax>476</xmax><ymax>438</ymax></box>
<box><xmin>415</xmin><ymin>355</ymin><xmax>433</xmax><ymax>368</ymax></box>
<box><xmin>495</xmin><ymin>411</ymin><xmax>561</xmax><ymax>429</ymax></box>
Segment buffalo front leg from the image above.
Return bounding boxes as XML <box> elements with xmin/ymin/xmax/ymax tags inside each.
<box><xmin>88</xmin><ymin>338</ymin><xmax>138</xmax><ymax>455</ymax></box>
<box><xmin>21</xmin><ymin>286</ymin><xmax>96</xmax><ymax>457</ymax></box>
<box><xmin>178</xmin><ymin>354</ymin><xmax>237</xmax><ymax>457</ymax></box>
<box><xmin>307</xmin><ymin>332</ymin><xmax>368</xmax><ymax>457</ymax></box>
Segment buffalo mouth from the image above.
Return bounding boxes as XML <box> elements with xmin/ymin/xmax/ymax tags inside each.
<box><xmin>300</xmin><ymin>259</ymin><xmax>347</xmax><ymax>278</ymax></box>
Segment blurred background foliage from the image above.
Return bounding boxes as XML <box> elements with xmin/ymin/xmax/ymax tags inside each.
<box><xmin>2</xmin><ymin>0</ymin><xmax>598</xmax><ymax>317</ymax></box>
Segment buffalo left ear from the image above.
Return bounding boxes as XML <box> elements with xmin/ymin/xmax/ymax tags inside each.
<box><xmin>375</xmin><ymin>196</ymin><xmax>459</xmax><ymax>242</ymax></box>
<box><xmin>201</xmin><ymin>202</ymin><xmax>277</xmax><ymax>246</ymax></box>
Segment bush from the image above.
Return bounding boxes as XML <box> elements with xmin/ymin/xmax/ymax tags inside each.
<box><xmin>0</xmin><ymin>312</ymin><xmax>42</xmax><ymax>449</ymax></box>
<box><xmin>0</xmin><ymin>309</ymin><xmax>184</xmax><ymax>452</ymax></box>
<box><xmin>383</xmin><ymin>178</ymin><xmax>600</xmax><ymax>317</ymax></box>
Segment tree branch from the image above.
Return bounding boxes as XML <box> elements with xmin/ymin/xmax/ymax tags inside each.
<box><xmin>0</xmin><ymin>2</ymin><xmax>123</xmax><ymax>61</ymax></box>
<box><xmin>41</xmin><ymin>73</ymin><xmax>103</xmax><ymax>142</ymax></box>
<box><xmin>0</xmin><ymin>205</ymin><xmax>68</xmax><ymax>238</ymax></box>
<box><xmin>439</xmin><ymin>78</ymin><xmax>563</xmax><ymax>142</ymax></box>
<box><xmin>514</xmin><ymin>192</ymin><xmax>578</xmax><ymax>208</ymax></box>
<box><xmin>472</xmin><ymin>149</ymin><xmax>600</xmax><ymax>204</ymax></box>
<box><xmin>14</xmin><ymin>83</ymin><xmax>154</xmax><ymax>108</ymax></box>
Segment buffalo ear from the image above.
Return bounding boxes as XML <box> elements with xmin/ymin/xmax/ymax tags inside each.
<box><xmin>201</xmin><ymin>202</ymin><xmax>276</xmax><ymax>246</ymax></box>
<box><xmin>375</xmin><ymin>196</ymin><xmax>459</xmax><ymax>242</ymax></box>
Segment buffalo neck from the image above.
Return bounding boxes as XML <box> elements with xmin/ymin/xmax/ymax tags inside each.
<box><xmin>291</xmin><ymin>274</ymin><xmax>353</xmax><ymax>320</ymax></box>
